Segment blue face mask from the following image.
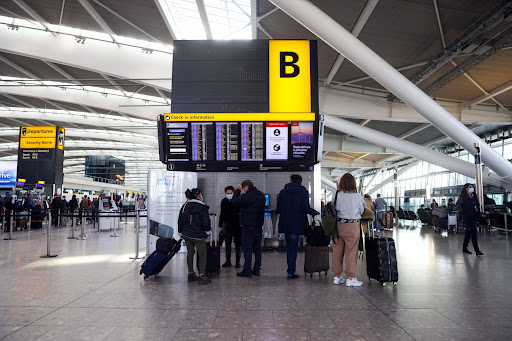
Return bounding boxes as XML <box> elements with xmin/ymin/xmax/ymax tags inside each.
<box><xmin>199</xmin><ymin>196</ymin><xmax>204</xmax><ymax>202</ymax></box>
<box><xmin>241</xmin><ymin>189</ymin><xmax>246</xmax><ymax>194</ymax></box>
<box><xmin>468</xmin><ymin>188</ymin><xmax>474</xmax><ymax>194</ymax></box>
<box><xmin>226</xmin><ymin>194</ymin><xmax>233</xmax><ymax>200</ymax></box>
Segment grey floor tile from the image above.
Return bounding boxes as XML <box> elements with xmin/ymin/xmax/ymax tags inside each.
<box><xmin>1</xmin><ymin>326</ymin><xmax>54</xmax><ymax>341</ymax></box>
<box><xmin>436</xmin><ymin>327</ymin><xmax>512</xmax><ymax>341</ymax></box>
<box><xmin>308</xmin><ymin>328</ymin><xmax>379</xmax><ymax>341</ymax></box>
<box><xmin>273</xmin><ymin>310</ymin><xmax>336</xmax><ymax>329</ymax></box>
<box><xmin>246</xmin><ymin>297</ymin><xmax>298</xmax><ymax>310</ymax></box>
<box><xmin>385</xmin><ymin>309</ymin><xmax>462</xmax><ymax>329</ymax></box>
<box><xmin>0</xmin><ymin>307</ymin><xmax>56</xmax><ymax>326</ymax></box>
<box><xmin>403</xmin><ymin>328</ymin><xmax>449</xmax><ymax>341</ymax></box>
<box><xmin>91</xmin><ymin>308</ymin><xmax>163</xmax><ymax>327</ymax></box>
<box><xmin>32</xmin><ymin>307</ymin><xmax>110</xmax><ymax>326</ymax></box>
<box><xmin>33</xmin><ymin>326</ymin><xmax>116</xmax><ymax>341</ymax></box>
<box><xmin>214</xmin><ymin>310</ymin><xmax>274</xmax><ymax>329</ymax></box>
<box><xmin>104</xmin><ymin>327</ymin><xmax>179</xmax><ymax>341</ymax></box>
<box><xmin>0</xmin><ymin>326</ymin><xmax>22</xmax><ymax>339</ymax></box>
<box><xmin>155</xmin><ymin>309</ymin><xmax>218</xmax><ymax>328</ymax></box>
<box><xmin>175</xmin><ymin>328</ymin><xmax>242</xmax><ymax>340</ymax></box>
<box><xmin>371</xmin><ymin>327</ymin><xmax>414</xmax><ymax>341</ymax></box>
<box><xmin>194</xmin><ymin>296</ymin><xmax>247</xmax><ymax>310</ymax></box>
<box><xmin>243</xmin><ymin>328</ymin><xmax>311</xmax><ymax>341</ymax></box>
<box><xmin>328</xmin><ymin>309</ymin><xmax>397</xmax><ymax>329</ymax></box>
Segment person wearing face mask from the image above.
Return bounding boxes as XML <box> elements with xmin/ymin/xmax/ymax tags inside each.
<box><xmin>457</xmin><ymin>183</ymin><xmax>483</xmax><ymax>256</ymax></box>
<box><xmin>232</xmin><ymin>179</ymin><xmax>266</xmax><ymax>278</ymax></box>
<box><xmin>178</xmin><ymin>188</ymin><xmax>212</xmax><ymax>284</ymax></box>
<box><xmin>219</xmin><ymin>186</ymin><xmax>242</xmax><ymax>268</ymax></box>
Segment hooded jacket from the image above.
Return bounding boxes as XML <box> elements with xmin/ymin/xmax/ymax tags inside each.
<box><xmin>276</xmin><ymin>182</ymin><xmax>317</xmax><ymax>235</ymax></box>
<box><xmin>178</xmin><ymin>199</ymin><xmax>211</xmax><ymax>239</ymax></box>
<box><xmin>232</xmin><ymin>186</ymin><xmax>265</xmax><ymax>228</ymax></box>
<box><xmin>219</xmin><ymin>197</ymin><xmax>240</xmax><ymax>229</ymax></box>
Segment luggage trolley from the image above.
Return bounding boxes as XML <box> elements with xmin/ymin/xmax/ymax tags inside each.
<box><xmin>448</xmin><ymin>210</ymin><xmax>458</xmax><ymax>234</ymax></box>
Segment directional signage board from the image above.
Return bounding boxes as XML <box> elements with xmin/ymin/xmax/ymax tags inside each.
<box><xmin>158</xmin><ymin>40</ymin><xmax>319</xmax><ymax>172</ymax></box>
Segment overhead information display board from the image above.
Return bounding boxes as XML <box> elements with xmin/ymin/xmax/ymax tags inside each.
<box><xmin>158</xmin><ymin>40</ymin><xmax>319</xmax><ymax>172</ymax></box>
<box><xmin>17</xmin><ymin>126</ymin><xmax>65</xmax><ymax>185</ymax></box>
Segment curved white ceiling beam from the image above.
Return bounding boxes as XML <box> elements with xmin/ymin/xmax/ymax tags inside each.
<box><xmin>0</xmin><ymin>79</ymin><xmax>166</xmax><ymax>119</ymax></box>
<box><xmin>0</xmin><ymin>110</ymin><xmax>157</xmax><ymax>136</ymax></box>
<box><xmin>0</xmin><ymin>26</ymin><xmax>172</xmax><ymax>90</ymax></box>
<box><xmin>0</xmin><ymin>127</ymin><xmax>158</xmax><ymax>146</ymax></box>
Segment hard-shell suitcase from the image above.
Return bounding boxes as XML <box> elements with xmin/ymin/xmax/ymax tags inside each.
<box><xmin>304</xmin><ymin>244</ymin><xmax>329</xmax><ymax>277</ymax></box>
<box><xmin>365</xmin><ymin>229</ymin><xmax>398</xmax><ymax>286</ymax></box>
<box><xmin>140</xmin><ymin>237</ymin><xmax>182</xmax><ymax>279</ymax></box>
<box><xmin>202</xmin><ymin>213</ymin><xmax>221</xmax><ymax>276</ymax></box>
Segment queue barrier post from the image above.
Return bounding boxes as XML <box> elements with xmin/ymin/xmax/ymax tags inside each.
<box><xmin>78</xmin><ymin>213</ymin><xmax>87</xmax><ymax>240</ymax></box>
<box><xmin>110</xmin><ymin>211</ymin><xmax>119</xmax><ymax>238</ymax></box>
<box><xmin>41</xmin><ymin>211</ymin><xmax>57</xmax><ymax>258</ymax></box>
<box><xmin>68</xmin><ymin>210</ymin><xmax>76</xmax><ymax>240</ymax></box>
<box><xmin>130</xmin><ymin>209</ymin><xmax>144</xmax><ymax>259</ymax></box>
<box><xmin>3</xmin><ymin>210</ymin><xmax>14</xmax><ymax>240</ymax></box>
<box><xmin>27</xmin><ymin>210</ymin><xmax>32</xmax><ymax>232</ymax></box>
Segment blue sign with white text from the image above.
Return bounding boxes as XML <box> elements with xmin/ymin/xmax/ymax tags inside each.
<box><xmin>0</xmin><ymin>161</ymin><xmax>17</xmax><ymax>188</ymax></box>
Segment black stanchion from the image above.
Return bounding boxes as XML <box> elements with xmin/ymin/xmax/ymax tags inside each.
<box><xmin>4</xmin><ymin>210</ymin><xmax>14</xmax><ymax>240</ymax></box>
<box><xmin>41</xmin><ymin>211</ymin><xmax>57</xmax><ymax>258</ymax></box>
<box><xmin>130</xmin><ymin>209</ymin><xmax>144</xmax><ymax>259</ymax></box>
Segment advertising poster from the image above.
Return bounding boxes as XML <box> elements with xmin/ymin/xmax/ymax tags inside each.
<box><xmin>147</xmin><ymin>171</ymin><xmax>197</xmax><ymax>252</ymax></box>
<box><xmin>0</xmin><ymin>161</ymin><xmax>17</xmax><ymax>188</ymax></box>
<box><xmin>291</xmin><ymin>122</ymin><xmax>314</xmax><ymax>161</ymax></box>
<box><xmin>265</xmin><ymin>122</ymin><xmax>288</xmax><ymax>160</ymax></box>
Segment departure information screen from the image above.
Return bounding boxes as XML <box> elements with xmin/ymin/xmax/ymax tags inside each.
<box><xmin>216</xmin><ymin>123</ymin><xmax>239</xmax><ymax>161</ymax></box>
<box><xmin>158</xmin><ymin>118</ymin><xmax>317</xmax><ymax>172</ymax></box>
<box><xmin>241</xmin><ymin>123</ymin><xmax>263</xmax><ymax>161</ymax></box>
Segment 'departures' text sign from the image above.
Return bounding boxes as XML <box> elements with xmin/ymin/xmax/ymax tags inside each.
<box><xmin>158</xmin><ymin>40</ymin><xmax>319</xmax><ymax>172</ymax></box>
<box><xmin>17</xmin><ymin>126</ymin><xmax>65</xmax><ymax>185</ymax></box>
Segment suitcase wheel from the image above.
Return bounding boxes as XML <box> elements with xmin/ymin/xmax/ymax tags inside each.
<box><xmin>382</xmin><ymin>282</ymin><xmax>387</xmax><ymax>287</ymax></box>
<box><xmin>393</xmin><ymin>282</ymin><xmax>398</xmax><ymax>286</ymax></box>
<box><xmin>139</xmin><ymin>270</ymin><xmax>142</xmax><ymax>275</ymax></box>
<box><xmin>143</xmin><ymin>276</ymin><xmax>148</xmax><ymax>280</ymax></box>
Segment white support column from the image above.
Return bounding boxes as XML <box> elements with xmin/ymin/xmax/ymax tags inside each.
<box><xmin>196</xmin><ymin>0</ymin><xmax>213</xmax><ymax>39</ymax></box>
<box><xmin>367</xmin><ymin>160</ymin><xmax>419</xmax><ymax>195</ymax></box>
<box><xmin>323</xmin><ymin>114</ymin><xmax>508</xmax><ymax>189</ymax></box>
<box><xmin>269</xmin><ymin>0</ymin><xmax>512</xmax><ymax>182</ymax></box>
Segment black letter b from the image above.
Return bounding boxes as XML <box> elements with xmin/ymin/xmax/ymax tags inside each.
<box><xmin>280</xmin><ymin>52</ymin><xmax>299</xmax><ymax>78</ymax></box>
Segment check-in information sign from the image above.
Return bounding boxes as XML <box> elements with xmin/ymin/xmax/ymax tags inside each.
<box><xmin>17</xmin><ymin>126</ymin><xmax>65</xmax><ymax>185</ymax></box>
<box><xmin>158</xmin><ymin>40</ymin><xmax>319</xmax><ymax>172</ymax></box>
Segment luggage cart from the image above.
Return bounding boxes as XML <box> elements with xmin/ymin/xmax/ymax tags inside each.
<box><xmin>448</xmin><ymin>212</ymin><xmax>457</xmax><ymax>234</ymax></box>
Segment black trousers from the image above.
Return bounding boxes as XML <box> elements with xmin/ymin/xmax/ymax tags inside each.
<box><xmin>463</xmin><ymin>218</ymin><xmax>480</xmax><ymax>252</ymax></box>
<box><xmin>223</xmin><ymin>224</ymin><xmax>242</xmax><ymax>262</ymax></box>
<box><xmin>242</xmin><ymin>226</ymin><xmax>262</xmax><ymax>272</ymax></box>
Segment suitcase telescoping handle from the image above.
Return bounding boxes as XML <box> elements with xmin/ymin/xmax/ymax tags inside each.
<box><xmin>209</xmin><ymin>213</ymin><xmax>217</xmax><ymax>246</ymax></box>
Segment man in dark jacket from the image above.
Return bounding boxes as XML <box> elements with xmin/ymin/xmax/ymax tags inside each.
<box><xmin>232</xmin><ymin>179</ymin><xmax>266</xmax><ymax>278</ymax></box>
<box><xmin>277</xmin><ymin>174</ymin><xmax>319</xmax><ymax>279</ymax></box>
<box><xmin>68</xmin><ymin>195</ymin><xmax>79</xmax><ymax>225</ymax></box>
<box><xmin>50</xmin><ymin>195</ymin><xmax>63</xmax><ymax>226</ymax></box>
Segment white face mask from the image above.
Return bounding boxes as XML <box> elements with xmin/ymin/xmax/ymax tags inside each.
<box><xmin>468</xmin><ymin>188</ymin><xmax>475</xmax><ymax>194</ymax></box>
<box><xmin>226</xmin><ymin>194</ymin><xmax>233</xmax><ymax>200</ymax></box>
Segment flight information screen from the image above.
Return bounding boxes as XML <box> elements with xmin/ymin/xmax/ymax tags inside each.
<box><xmin>241</xmin><ymin>122</ymin><xmax>263</xmax><ymax>161</ymax></box>
<box><xmin>166</xmin><ymin>123</ymin><xmax>189</xmax><ymax>161</ymax></box>
<box><xmin>216</xmin><ymin>123</ymin><xmax>239</xmax><ymax>161</ymax></box>
<box><xmin>191</xmin><ymin>123</ymin><xmax>215</xmax><ymax>161</ymax></box>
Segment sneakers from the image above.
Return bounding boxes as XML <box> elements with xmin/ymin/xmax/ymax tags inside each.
<box><xmin>222</xmin><ymin>260</ymin><xmax>232</xmax><ymax>268</ymax></box>
<box><xmin>346</xmin><ymin>277</ymin><xmax>363</xmax><ymax>287</ymax></box>
<box><xmin>187</xmin><ymin>272</ymin><xmax>199</xmax><ymax>282</ymax></box>
<box><xmin>333</xmin><ymin>276</ymin><xmax>346</xmax><ymax>285</ymax></box>
<box><xmin>463</xmin><ymin>248</ymin><xmax>472</xmax><ymax>254</ymax></box>
<box><xmin>287</xmin><ymin>274</ymin><xmax>300</xmax><ymax>280</ymax></box>
<box><xmin>197</xmin><ymin>275</ymin><xmax>211</xmax><ymax>285</ymax></box>
<box><xmin>476</xmin><ymin>251</ymin><xmax>484</xmax><ymax>256</ymax></box>
<box><xmin>237</xmin><ymin>270</ymin><xmax>252</xmax><ymax>278</ymax></box>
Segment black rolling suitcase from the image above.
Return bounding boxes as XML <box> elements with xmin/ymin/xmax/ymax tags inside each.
<box><xmin>304</xmin><ymin>244</ymin><xmax>329</xmax><ymax>277</ymax></box>
<box><xmin>200</xmin><ymin>213</ymin><xmax>221</xmax><ymax>276</ymax></box>
<box><xmin>140</xmin><ymin>237</ymin><xmax>182</xmax><ymax>279</ymax></box>
<box><xmin>365</xmin><ymin>229</ymin><xmax>398</xmax><ymax>286</ymax></box>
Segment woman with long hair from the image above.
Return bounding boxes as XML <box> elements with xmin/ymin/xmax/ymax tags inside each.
<box><xmin>178</xmin><ymin>188</ymin><xmax>212</xmax><ymax>284</ymax></box>
<box><xmin>333</xmin><ymin>173</ymin><xmax>366</xmax><ymax>287</ymax></box>
<box><xmin>457</xmin><ymin>183</ymin><xmax>483</xmax><ymax>256</ymax></box>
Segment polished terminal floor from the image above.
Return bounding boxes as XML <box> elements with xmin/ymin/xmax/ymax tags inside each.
<box><xmin>1</xmin><ymin>220</ymin><xmax>512</xmax><ymax>341</ymax></box>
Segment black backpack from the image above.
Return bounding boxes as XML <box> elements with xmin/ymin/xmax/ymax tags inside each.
<box><xmin>306</xmin><ymin>220</ymin><xmax>331</xmax><ymax>246</ymax></box>
<box><xmin>156</xmin><ymin>237</ymin><xmax>179</xmax><ymax>254</ymax></box>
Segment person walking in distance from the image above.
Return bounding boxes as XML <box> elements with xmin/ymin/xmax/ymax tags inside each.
<box><xmin>276</xmin><ymin>174</ymin><xmax>319</xmax><ymax>279</ymax></box>
<box><xmin>374</xmin><ymin>194</ymin><xmax>388</xmax><ymax>231</ymax></box>
<box><xmin>232</xmin><ymin>180</ymin><xmax>266</xmax><ymax>278</ymax></box>
<box><xmin>219</xmin><ymin>186</ymin><xmax>242</xmax><ymax>268</ymax></box>
<box><xmin>178</xmin><ymin>188</ymin><xmax>212</xmax><ymax>285</ymax></box>
<box><xmin>457</xmin><ymin>183</ymin><xmax>483</xmax><ymax>256</ymax></box>
<box><xmin>333</xmin><ymin>173</ymin><xmax>365</xmax><ymax>287</ymax></box>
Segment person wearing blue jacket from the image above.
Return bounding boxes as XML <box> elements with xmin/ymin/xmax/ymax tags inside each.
<box><xmin>276</xmin><ymin>174</ymin><xmax>319</xmax><ymax>279</ymax></box>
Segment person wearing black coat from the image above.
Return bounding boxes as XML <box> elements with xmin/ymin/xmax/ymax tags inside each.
<box><xmin>178</xmin><ymin>188</ymin><xmax>211</xmax><ymax>285</ymax></box>
<box><xmin>219</xmin><ymin>185</ymin><xmax>242</xmax><ymax>268</ymax></box>
<box><xmin>457</xmin><ymin>183</ymin><xmax>483</xmax><ymax>256</ymax></box>
<box><xmin>68</xmin><ymin>195</ymin><xmax>79</xmax><ymax>225</ymax></box>
<box><xmin>50</xmin><ymin>195</ymin><xmax>63</xmax><ymax>226</ymax></box>
<box><xmin>277</xmin><ymin>174</ymin><xmax>319</xmax><ymax>279</ymax></box>
<box><xmin>232</xmin><ymin>179</ymin><xmax>266</xmax><ymax>278</ymax></box>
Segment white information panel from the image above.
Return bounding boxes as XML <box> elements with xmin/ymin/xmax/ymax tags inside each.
<box><xmin>265</xmin><ymin>122</ymin><xmax>288</xmax><ymax>160</ymax></box>
<box><xmin>147</xmin><ymin>171</ymin><xmax>197</xmax><ymax>253</ymax></box>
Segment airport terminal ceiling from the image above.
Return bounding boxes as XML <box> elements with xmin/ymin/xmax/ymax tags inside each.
<box><xmin>0</xmin><ymin>0</ymin><xmax>510</xmax><ymax>189</ymax></box>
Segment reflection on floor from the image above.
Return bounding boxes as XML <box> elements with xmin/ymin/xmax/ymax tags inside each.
<box><xmin>1</xmin><ymin>220</ymin><xmax>512</xmax><ymax>340</ymax></box>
